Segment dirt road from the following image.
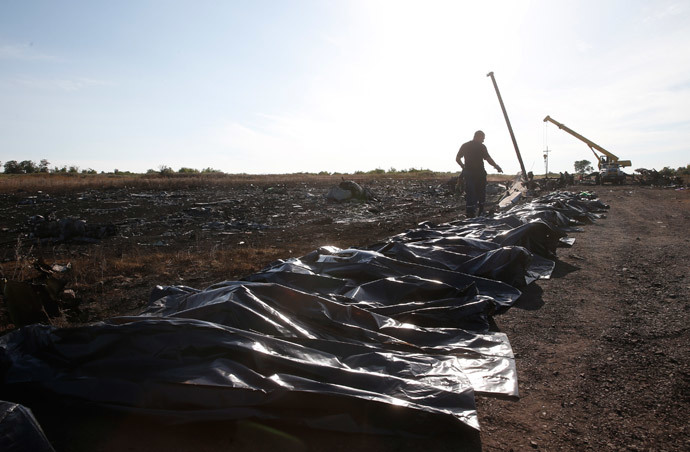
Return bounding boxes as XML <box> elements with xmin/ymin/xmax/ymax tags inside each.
<box><xmin>478</xmin><ymin>185</ymin><xmax>689</xmax><ymax>451</ymax></box>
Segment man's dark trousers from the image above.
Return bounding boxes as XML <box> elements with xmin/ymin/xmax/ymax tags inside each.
<box><xmin>464</xmin><ymin>170</ymin><xmax>486</xmax><ymax>217</ymax></box>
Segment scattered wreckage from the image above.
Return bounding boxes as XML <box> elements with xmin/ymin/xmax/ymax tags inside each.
<box><xmin>0</xmin><ymin>186</ymin><xmax>610</xmax><ymax>446</ymax></box>
<box><xmin>326</xmin><ymin>179</ymin><xmax>377</xmax><ymax>202</ymax></box>
<box><xmin>633</xmin><ymin>168</ymin><xmax>684</xmax><ymax>187</ymax></box>
<box><xmin>28</xmin><ymin>215</ymin><xmax>117</xmax><ymax>244</ymax></box>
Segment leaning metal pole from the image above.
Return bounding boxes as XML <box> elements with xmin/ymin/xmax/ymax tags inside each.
<box><xmin>487</xmin><ymin>71</ymin><xmax>528</xmax><ymax>181</ymax></box>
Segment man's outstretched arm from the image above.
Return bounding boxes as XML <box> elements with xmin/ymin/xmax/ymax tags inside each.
<box><xmin>485</xmin><ymin>154</ymin><xmax>502</xmax><ymax>173</ymax></box>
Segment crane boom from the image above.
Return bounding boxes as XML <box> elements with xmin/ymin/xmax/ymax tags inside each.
<box><xmin>543</xmin><ymin>115</ymin><xmax>631</xmax><ymax>168</ymax></box>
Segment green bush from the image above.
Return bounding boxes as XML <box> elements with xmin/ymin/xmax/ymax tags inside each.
<box><xmin>159</xmin><ymin>166</ymin><xmax>175</xmax><ymax>176</ymax></box>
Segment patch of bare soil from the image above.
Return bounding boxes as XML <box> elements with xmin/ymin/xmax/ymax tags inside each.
<box><xmin>1</xmin><ymin>179</ymin><xmax>688</xmax><ymax>451</ymax></box>
<box><xmin>479</xmin><ymin>185</ymin><xmax>690</xmax><ymax>452</ymax></box>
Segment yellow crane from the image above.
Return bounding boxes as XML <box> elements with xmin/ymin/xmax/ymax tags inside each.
<box><xmin>543</xmin><ymin>115</ymin><xmax>631</xmax><ymax>168</ymax></box>
<box><xmin>543</xmin><ymin>115</ymin><xmax>631</xmax><ymax>184</ymax></box>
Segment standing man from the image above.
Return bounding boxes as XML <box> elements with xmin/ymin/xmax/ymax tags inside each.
<box><xmin>456</xmin><ymin>130</ymin><xmax>503</xmax><ymax>217</ymax></box>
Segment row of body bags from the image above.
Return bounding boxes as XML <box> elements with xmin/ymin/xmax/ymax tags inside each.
<box><xmin>0</xmin><ymin>190</ymin><xmax>608</xmax><ymax>440</ymax></box>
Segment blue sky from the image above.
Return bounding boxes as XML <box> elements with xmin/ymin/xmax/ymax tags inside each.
<box><xmin>1</xmin><ymin>0</ymin><xmax>689</xmax><ymax>175</ymax></box>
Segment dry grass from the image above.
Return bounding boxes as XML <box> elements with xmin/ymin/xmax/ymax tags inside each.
<box><xmin>0</xmin><ymin>171</ymin><xmax>463</xmax><ymax>194</ymax></box>
<box><xmin>1</xmin><ymin>241</ymin><xmax>297</xmax><ymax>294</ymax></box>
<box><xmin>1</xmin><ymin>239</ymin><xmax>36</xmax><ymax>281</ymax></box>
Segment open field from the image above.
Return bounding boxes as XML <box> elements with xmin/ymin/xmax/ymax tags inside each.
<box><xmin>0</xmin><ymin>173</ymin><xmax>473</xmax><ymax>330</ymax></box>
<box><xmin>1</xmin><ymin>175</ymin><xmax>688</xmax><ymax>451</ymax></box>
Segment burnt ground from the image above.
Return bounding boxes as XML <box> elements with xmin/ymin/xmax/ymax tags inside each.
<box><xmin>0</xmin><ymin>177</ymin><xmax>688</xmax><ymax>451</ymax></box>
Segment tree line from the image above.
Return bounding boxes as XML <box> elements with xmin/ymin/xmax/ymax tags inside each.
<box><xmin>2</xmin><ymin>160</ymin><xmax>435</xmax><ymax>177</ymax></box>
<box><xmin>1</xmin><ymin>160</ymin><xmax>222</xmax><ymax>175</ymax></box>
<box><xmin>1</xmin><ymin>159</ymin><xmax>97</xmax><ymax>175</ymax></box>
<box><xmin>573</xmin><ymin>159</ymin><xmax>689</xmax><ymax>176</ymax></box>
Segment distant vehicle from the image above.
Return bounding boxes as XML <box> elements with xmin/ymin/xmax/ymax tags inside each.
<box><xmin>599</xmin><ymin>162</ymin><xmax>627</xmax><ymax>184</ymax></box>
<box><xmin>543</xmin><ymin>116</ymin><xmax>631</xmax><ymax>184</ymax></box>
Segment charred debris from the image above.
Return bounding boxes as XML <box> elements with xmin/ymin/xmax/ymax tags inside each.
<box><xmin>0</xmin><ymin>178</ymin><xmax>611</xmax><ymax>445</ymax></box>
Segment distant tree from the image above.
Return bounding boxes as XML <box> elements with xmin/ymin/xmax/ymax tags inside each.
<box><xmin>200</xmin><ymin>167</ymin><xmax>222</xmax><ymax>174</ymax></box>
<box><xmin>39</xmin><ymin>159</ymin><xmax>50</xmax><ymax>173</ymax></box>
<box><xmin>158</xmin><ymin>165</ymin><xmax>174</xmax><ymax>176</ymax></box>
<box><xmin>3</xmin><ymin>160</ymin><xmax>42</xmax><ymax>173</ymax></box>
<box><xmin>178</xmin><ymin>167</ymin><xmax>199</xmax><ymax>174</ymax></box>
<box><xmin>68</xmin><ymin>165</ymin><xmax>79</xmax><ymax>173</ymax></box>
<box><xmin>4</xmin><ymin>160</ymin><xmax>20</xmax><ymax>173</ymax></box>
<box><xmin>574</xmin><ymin>160</ymin><xmax>593</xmax><ymax>174</ymax></box>
<box><xmin>19</xmin><ymin>160</ymin><xmax>38</xmax><ymax>173</ymax></box>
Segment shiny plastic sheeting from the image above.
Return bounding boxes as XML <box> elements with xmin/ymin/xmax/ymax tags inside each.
<box><xmin>0</xmin><ymin>402</ymin><xmax>55</xmax><ymax>452</ymax></box>
<box><xmin>251</xmin><ymin>247</ymin><xmax>522</xmax><ymax>314</ymax></box>
<box><xmin>368</xmin><ymin>241</ymin><xmax>545</xmax><ymax>287</ymax></box>
<box><xmin>144</xmin><ymin>281</ymin><xmax>516</xmax><ymax>396</ymax></box>
<box><xmin>390</xmin><ymin>219</ymin><xmax>566</xmax><ymax>260</ymax></box>
<box><xmin>0</xmin><ymin>318</ymin><xmax>480</xmax><ymax>433</ymax></box>
<box><xmin>197</xmin><ymin>274</ymin><xmax>493</xmax><ymax>332</ymax></box>
<box><xmin>381</xmin><ymin>191</ymin><xmax>608</xmax><ymax>264</ymax></box>
<box><xmin>0</xmin><ymin>190</ymin><xmax>607</xmax><ymax>436</ymax></box>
